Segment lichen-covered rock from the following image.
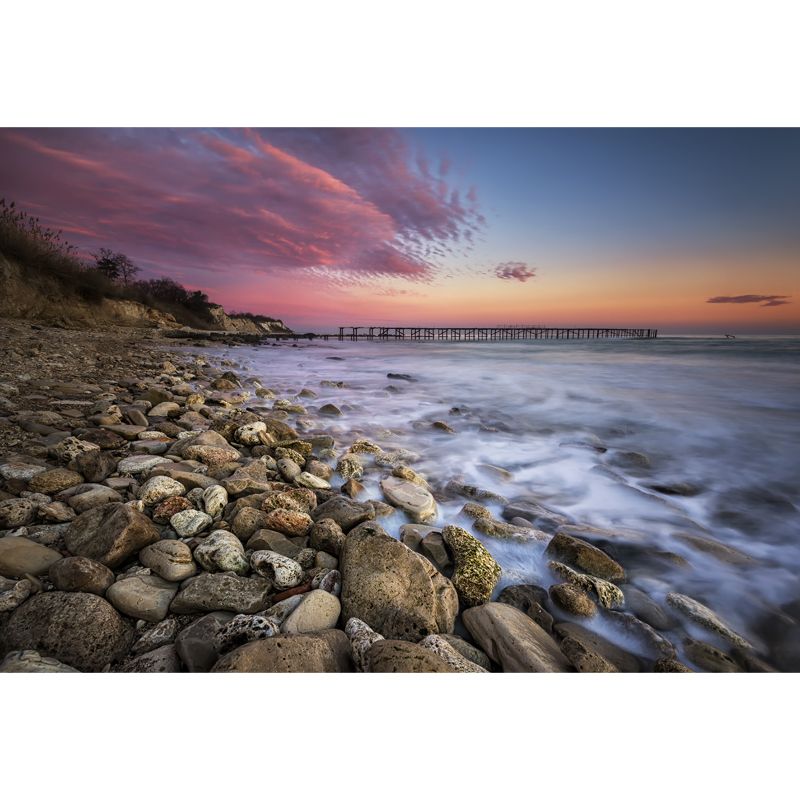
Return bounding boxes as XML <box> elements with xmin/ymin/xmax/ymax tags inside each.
<box><xmin>251</xmin><ymin>550</ymin><xmax>303</xmax><ymax>589</ymax></box>
<box><xmin>138</xmin><ymin>475</ymin><xmax>186</xmax><ymax>506</ymax></box>
<box><xmin>462</xmin><ymin>602</ymin><xmax>569</xmax><ymax>672</ymax></box>
<box><xmin>170</xmin><ymin>509</ymin><xmax>213</xmax><ymax>537</ymax></box>
<box><xmin>170</xmin><ymin>573</ymin><xmax>272</xmax><ymax>614</ymax></box>
<box><xmin>345</xmin><ymin>617</ymin><xmax>384</xmax><ymax>672</ymax></box>
<box><xmin>380</xmin><ymin>476</ymin><xmax>437</xmax><ymax>523</ymax></box>
<box><xmin>262</xmin><ymin>508</ymin><xmax>313</xmax><ymax>537</ymax></box>
<box><xmin>193</xmin><ymin>530</ymin><xmax>248</xmax><ymax>575</ymax></box>
<box><xmin>549</xmin><ymin>582</ymin><xmax>598</xmax><ymax>617</ymax></box>
<box><xmin>0</xmin><ymin>536</ymin><xmax>62</xmax><ymax>578</ymax></box>
<box><xmin>0</xmin><ymin>649</ymin><xmax>80</xmax><ymax>673</ymax></box>
<box><xmin>211</xmin><ymin>629</ymin><xmax>352</xmax><ymax>672</ymax></box>
<box><xmin>441</xmin><ymin>524</ymin><xmax>501</xmax><ymax>607</ymax></box>
<box><xmin>560</xmin><ymin>636</ymin><xmax>619</xmax><ymax>672</ymax></box>
<box><xmin>545</xmin><ymin>532</ymin><xmax>625</xmax><ymax>582</ymax></box>
<box><xmin>28</xmin><ymin>467</ymin><xmax>83</xmax><ymax>494</ymax></box>
<box><xmin>214</xmin><ymin>614</ymin><xmax>280</xmax><ymax>653</ymax></box>
<box><xmin>549</xmin><ymin>561</ymin><xmax>624</xmax><ymax>609</ymax></box>
<box><xmin>666</xmin><ymin>592</ymin><xmax>750</xmax><ymax>649</ymax></box>
<box><xmin>139</xmin><ymin>539</ymin><xmax>196</xmax><ymax>582</ymax></box>
<box><xmin>340</xmin><ymin>522</ymin><xmax>457</xmax><ymax>641</ymax></box>
<box><xmin>48</xmin><ymin>556</ymin><xmax>115</xmax><ymax>595</ymax></box>
<box><xmin>106</xmin><ymin>574</ymin><xmax>178</xmax><ymax>622</ymax></box>
<box><xmin>3</xmin><ymin>591</ymin><xmax>133</xmax><ymax>671</ymax></box>
<box><xmin>336</xmin><ymin>453</ymin><xmax>363</xmax><ymax>481</ymax></box>
<box><xmin>419</xmin><ymin>634</ymin><xmax>488</xmax><ymax>673</ymax></box>
<box><xmin>368</xmin><ymin>639</ymin><xmax>456</xmax><ymax>673</ymax></box>
<box><xmin>65</xmin><ymin>503</ymin><xmax>159</xmax><ymax>568</ymax></box>
<box><xmin>281</xmin><ymin>589</ymin><xmax>341</xmax><ymax>634</ymax></box>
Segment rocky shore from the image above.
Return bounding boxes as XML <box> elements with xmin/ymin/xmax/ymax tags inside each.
<box><xmin>0</xmin><ymin>318</ymin><xmax>787</xmax><ymax>672</ymax></box>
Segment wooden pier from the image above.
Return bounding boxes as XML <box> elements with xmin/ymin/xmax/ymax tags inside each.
<box><xmin>334</xmin><ymin>326</ymin><xmax>658</xmax><ymax>341</ymax></box>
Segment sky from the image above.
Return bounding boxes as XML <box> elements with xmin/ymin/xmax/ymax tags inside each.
<box><xmin>1</xmin><ymin>127</ymin><xmax>798</xmax><ymax>333</ymax></box>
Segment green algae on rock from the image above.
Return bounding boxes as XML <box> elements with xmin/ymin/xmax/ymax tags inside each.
<box><xmin>441</xmin><ymin>524</ymin><xmax>501</xmax><ymax>607</ymax></box>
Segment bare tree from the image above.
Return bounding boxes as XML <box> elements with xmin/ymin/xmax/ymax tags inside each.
<box><xmin>93</xmin><ymin>248</ymin><xmax>140</xmax><ymax>285</ymax></box>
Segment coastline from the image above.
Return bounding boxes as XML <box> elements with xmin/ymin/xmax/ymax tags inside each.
<box><xmin>0</xmin><ymin>318</ymin><xmax>783</xmax><ymax>672</ymax></box>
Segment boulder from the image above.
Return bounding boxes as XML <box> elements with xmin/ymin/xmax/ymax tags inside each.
<box><xmin>64</xmin><ymin>503</ymin><xmax>159</xmax><ymax>568</ymax></box>
<box><xmin>380</xmin><ymin>476</ymin><xmax>437</xmax><ymax>523</ymax></box>
<box><xmin>0</xmin><ymin>536</ymin><xmax>62</xmax><ymax>578</ymax></box>
<box><xmin>106</xmin><ymin>574</ymin><xmax>178</xmax><ymax>622</ymax></box>
<box><xmin>545</xmin><ymin>532</ymin><xmax>625</xmax><ymax>582</ymax></box>
<box><xmin>309</xmin><ymin>518</ymin><xmax>346</xmax><ymax>556</ymax></box>
<box><xmin>48</xmin><ymin>556</ymin><xmax>115</xmax><ymax>595</ymax></box>
<box><xmin>170</xmin><ymin>573</ymin><xmax>271</xmax><ymax>614</ymax></box>
<box><xmin>211</xmin><ymin>629</ymin><xmax>352</xmax><ymax>672</ymax></box>
<box><xmin>549</xmin><ymin>583</ymin><xmax>598</xmax><ymax>617</ymax></box>
<box><xmin>441</xmin><ymin>524</ymin><xmax>501</xmax><ymax>607</ymax></box>
<box><xmin>3</xmin><ymin>591</ymin><xmax>133</xmax><ymax>671</ymax></box>
<box><xmin>340</xmin><ymin>522</ymin><xmax>457</xmax><ymax>641</ymax></box>
<box><xmin>462</xmin><ymin>602</ymin><xmax>569</xmax><ymax>672</ymax></box>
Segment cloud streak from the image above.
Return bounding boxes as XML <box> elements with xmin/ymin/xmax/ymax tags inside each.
<box><xmin>706</xmin><ymin>294</ymin><xmax>791</xmax><ymax>307</ymax></box>
<box><xmin>495</xmin><ymin>261</ymin><xmax>536</xmax><ymax>282</ymax></box>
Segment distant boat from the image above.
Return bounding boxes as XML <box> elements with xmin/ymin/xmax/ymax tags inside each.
<box><xmin>724</xmin><ymin>333</ymin><xmax>736</xmax><ymax>339</ymax></box>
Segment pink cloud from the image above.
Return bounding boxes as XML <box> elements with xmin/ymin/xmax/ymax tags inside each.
<box><xmin>495</xmin><ymin>261</ymin><xmax>537</xmax><ymax>282</ymax></box>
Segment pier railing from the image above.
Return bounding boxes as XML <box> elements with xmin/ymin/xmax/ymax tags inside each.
<box><xmin>334</xmin><ymin>326</ymin><xmax>658</xmax><ymax>341</ymax></box>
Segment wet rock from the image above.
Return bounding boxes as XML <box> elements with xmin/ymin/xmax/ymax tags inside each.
<box><xmin>560</xmin><ymin>637</ymin><xmax>619</xmax><ymax>672</ymax></box>
<box><xmin>607</xmin><ymin>451</ymin><xmax>651</xmax><ymax>472</ymax></box>
<box><xmin>622</xmin><ymin>586</ymin><xmax>676</xmax><ymax>631</ymax></box>
<box><xmin>281</xmin><ymin>589</ymin><xmax>341</xmax><ymax>634</ymax></box>
<box><xmin>175</xmin><ymin>611</ymin><xmax>235</xmax><ymax>672</ymax></box>
<box><xmin>462</xmin><ymin>603</ymin><xmax>569</xmax><ymax>672</ymax></box>
<box><xmin>674</xmin><ymin>533</ymin><xmax>753</xmax><ymax>566</ymax></box>
<box><xmin>170</xmin><ymin>573</ymin><xmax>272</xmax><ymax>614</ymax></box>
<box><xmin>380</xmin><ymin>476</ymin><xmax>437</xmax><ymax>523</ymax></box>
<box><xmin>107</xmin><ymin>574</ymin><xmax>178</xmax><ymax>622</ymax></box>
<box><xmin>118</xmin><ymin>644</ymin><xmax>181</xmax><ymax>673</ymax></box>
<box><xmin>646</xmin><ymin>482</ymin><xmax>701</xmax><ymax>497</ymax></box>
<box><xmin>170</xmin><ymin>509</ymin><xmax>213</xmax><ymax>537</ymax></box>
<box><xmin>604</xmin><ymin>610</ymin><xmax>677</xmax><ymax>659</ymax></box>
<box><xmin>0</xmin><ymin>536</ymin><xmax>62</xmax><ymax>578</ymax></box>
<box><xmin>682</xmin><ymin>638</ymin><xmax>741</xmax><ymax>672</ymax></box>
<box><xmin>0</xmin><ymin>498</ymin><xmax>38</xmax><ymax>528</ymax></box>
<box><xmin>48</xmin><ymin>556</ymin><xmax>114</xmax><ymax>595</ymax></box>
<box><xmin>341</xmin><ymin>478</ymin><xmax>364</xmax><ymax>498</ymax></box>
<box><xmin>496</xmin><ymin>584</ymin><xmax>554</xmax><ymax>633</ymax></box>
<box><xmin>441</xmin><ymin>524</ymin><xmax>501</xmax><ymax>607</ymax></box>
<box><xmin>194</xmin><ymin>530</ymin><xmax>249</xmax><ymax>574</ymax></box>
<box><xmin>549</xmin><ymin>583</ymin><xmax>597</xmax><ymax>617</ymax></box>
<box><xmin>214</xmin><ymin>614</ymin><xmax>280</xmax><ymax>653</ymax></box>
<box><xmin>262</xmin><ymin>508</ymin><xmax>313</xmax><ymax>537</ymax></box>
<box><xmin>341</xmin><ymin>522</ymin><xmax>457</xmax><ymax>641</ymax></box>
<box><xmin>65</xmin><ymin>503</ymin><xmax>159</xmax><ymax>567</ymax></box>
<box><xmin>312</xmin><ymin>496</ymin><xmax>375</xmax><ymax>532</ymax></box>
<box><xmin>501</xmin><ymin>498</ymin><xmax>571</xmax><ymax>532</ymax></box>
<box><xmin>654</xmin><ymin>657</ymin><xmax>693</xmax><ymax>672</ymax></box>
<box><xmin>3</xmin><ymin>591</ymin><xmax>133</xmax><ymax>671</ymax></box>
<box><xmin>251</xmin><ymin>550</ymin><xmax>303</xmax><ymax>589</ymax></box>
<box><xmin>460</xmin><ymin>502</ymin><xmax>492</xmax><ymax>521</ymax></box>
<box><xmin>310</xmin><ymin>518</ymin><xmax>346</xmax><ymax>557</ymax></box>
<box><xmin>0</xmin><ymin>649</ymin><xmax>80</xmax><ymax>673</ymax></box>
<box><xmin>295</xmin><ymin>471</ymin><xmax>330</xmax><ymax>489</ymax></box>
<box><xmin>211</xmin><ymin>629</ymin><xmax>352</xmax><ymax>672</ymax></box>
<box><xmin>420</xmin><ymin>532</ymin><xmax>452</xmax><ymax>572</ymax></box>
<box><xmin>336</xmin><ymin>453</ymin><xmax>363</xmax><ymax>481</ymax></box>
<box><xmin>234</xmin><ymin>422</ymin><xmax>267</xmax><ymax>445</ymax></box>
<box><xmin>139</xmin><ymin>540</ymin><xmax>196</xmax><ymax>582</ymax></box>
<box><xmin>549</xmin><ymin>561</ymin><xmax>624</xmax><ymax>609</ymax></box>
<box><xmin>554</xmin><ymin>622</ymin><xmax>641</xmax><ymax>672</ymax></box>
<box><xmin>344</xmin><ymin>617</ymin><xmax>384</xmax><ymax>672</ymax></box>
<box><xmin>474</xmin><ymin>518</ymin><xmax>549</xmax><ymax>542</ymax></box>
<box><xmin>545</xmin><ymin>532</ymin><xmax>625</xmax><ymax>582</ymax></box>
<box><xmin>28</xmin><ymin>467</ymin><xmax>83</xmax><ymax>494</ymax></box>
<box><xmin>419</xmin><ymin>634</ymin><xmax>488</xmax><ymax>672</ymax></box>
<box><xmin>666</xmin><ymin>592</ymin><xmax>750</xmax><ymax>649</ymax></box>
<box><xmin>138</xmin><ymin>475</ymin><xmax>186</xmax><ymax>506</ymax></box>
<box><xmin>319</xmin><ymin>403</ymin><xmax>342</xmax><ymax>416</ymax></box>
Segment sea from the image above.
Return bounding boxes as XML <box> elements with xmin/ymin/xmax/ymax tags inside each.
<box><xmin>216</xmin><ymin>335</ymin><xmax>800</xmax><ymax>664</ymax></box>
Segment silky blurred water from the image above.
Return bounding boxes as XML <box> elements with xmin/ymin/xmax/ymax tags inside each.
<box><xmin>220</xmin><ymin>335</ymin><xmax>800</xmax><ymax>658</ymax></box>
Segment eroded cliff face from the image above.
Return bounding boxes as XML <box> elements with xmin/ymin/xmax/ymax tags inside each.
<box><xmin>206</xmin><ymin>304</ymin><xmax>292</xmax><ymax>334</ymax></box>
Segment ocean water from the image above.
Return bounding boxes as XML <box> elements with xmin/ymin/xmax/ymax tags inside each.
<box><xmin>219</xmin><ymin>335</ymin><xmax>800</xmax><ymax>664</ymax></box>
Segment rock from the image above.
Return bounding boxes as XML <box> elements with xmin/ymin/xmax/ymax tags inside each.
<box><xmin>310</xmin><ymin>518</ymin><xmax>346</xmax><ymax>556</ymax></box>
<box><xmin>336</xmin><ymin>453</ymin><xmax>363</xmax><ymax>481</ymax></box>
<box><xmin>0</xmin><ymin>536</ymin><xmax>62</xmax><ymax>578</ymax></box>
<box><xmin>202</xmin><ymin>485</ymin><xmax>228</xmax><ymax>518</ymax></box>
<box><xmin>28</xmin><ymin>468</ymin><xmax>83</xmax><ymax>494</ymax></box>
<box><xmin>0</xmin><ymin>462</ymin><xmax>47</xmax><ymax>482</ymax></box>
<box><xmin>682</xmin><ymin>638</ymin><xmax>741</xmax><ymax>672</ymax></box>
<box><xmin>654</xmin><ymin>657</ymin><xmax>694</xmax><ymax>672</ymax></box>
<box><xmin>437</xmin><ymin>634</ymin><xmax>492</xmax><ymax>670</ymax></box>
<box><xmin>0</xmin><ymin>498</ymin><xmax>38</xmax><ymax>528</ymax></box>
<box><xmin>138</xmin><ymin>475</ymin><xmax>186</xmax><ymax>506</ymax></box>
<box><xmin>380</xmin><ymin>476</ymin><xmax>437</xmax><ymax>523</ymax></box>
<box><xmin>441</xmin><ymin>524</ymin><xmax>501</xmax><ymax>607</ymax></box>
<box><xmin>474</xmin><ymin>517</ymin><xmax>549</xmax><ymax>542</ymax></box>
<box><xmin>51</xmin><ymin>436</ymin><xmax>100</xmax><ymax>464</ymax></box>
<box><xmin>420</xmin><ymin>532</ymin><xmax>452</xmax><ymax>572</ymax></box>
<box><xmin>152</xmin><ymin>495</ymin><xmax>193</xmax><ymax>524</ymax></box>
<box><xmin>312</xmin><ymin>568</ymin><xmax>341</xmax><ymax>596</ymax></box>
<box><xmin>170</xmin><ymin>573</ymin><xmax>271</xmax><ymax>614</ymax></box>
<box><xmin>48</xmin><ymin>556</ymin><xmax>114</xmax><ymax>594</ymax></box>
<box><xmin>0</xmin><ymin>649</ymin><xmax>80</xmax><ymax>673</ymax></box>
<box><xmin>65</xmin><ymin>503</ymin><xmax>159</xmax><ymax>568</ymax></box>
<box><xmin>215</xmin><ymin>614</ymin><xmax>280</xmax><ymax>653</ymax></box>
<box><xmin>501</xmin><ymin>498</ymin><xmax>571</xmax><ymax>531</ymax></box>
<box><xmin>73</xmin><ymin>449</ymin><xmax>118</xmax><ymax>483</ymax></box>
<box><xmin>560</xmin><ymin>637</ymin><xmax>619</xmax><ymax>672</ymax></box>
<box><xmin>234</xmin><ymin>422</ymin><xmax>267</xmax><ymax>445</ymax></box>
<box><xmin>212</xmin><ymin>629</ymin><xmax>353</xmax><ymax>672</ymax></box>
<box><xmin>549</xmin><ymin>583</ymin><xmax>598</xmax><ymax>617</ymax></box>
<box><xmin>251</xmin><ymin>550</ymin><xmax>303</xmax><ymax>589</ymax></box>
<box><xmin>174</xmin><ymin>430</ymin><xmax>241</xmax><ymax>467</ymax></box>
<box><xmin>462</xmin><ymin>603</ymin><xmax>569</xmax><ymax>672</ymax></box>
<box><xmin>319</xmin><ymin>403</ymin><xmax>342</xmax><ymax>416</ymax></box>
<box><xmin>175</xmin><ymin>611</ymin><xmax>235</xmax><ymax>672</ymax></box>
<box><xmin>554</xmin><ymin>622</ymin><xmax>641</xmax><ymax>672</ymax></box>
<box><xmin>117</xmin><ymin>454</ymin><xmax>172</xmax><ymax>475</ymax></box>
<box><xmin>545</xmin><ymin>532</ymin><xmax>625</xmax><ymax>582</ymax></box>
<box><xmin>312</xmin><ymin>496</ymin><xmax>375</xmax><ymax>532</ymax></box>
<box><xmin>107</xmin><ymin>574</ymin><xmax>178</xmax><ymax>622</ymax></box>
<box><xmin>139</xmin><ymin>540</ymin><xmax>196</xmax><ymax>582</ymax></box>
<box><xmin>247</xmin><ymin>528</ymin><xmax>301</xmax><ymax>558</ymax></box>
<box><xmin>419</xmin><ymin>634</ymin><xmax>488</xmax><ymax>672</ymax></box>
<box><xmin>295</xmin><ymin>471</ymin><xmax>330</xmax><ymax>489</ymax></box>
<box><xmin>170</xmin><ymin>509</ymin><xmax>213</xmax><ymax>537</ymax></box>
<box><xmin>341</xmin><ymin>522</ymin><xmax>457</xmax><ymax>641</ymax></box>
<box><xmin>0</xmin><ymin>577</ymin><xmax>32</xmax><ymax>612</ymax></box>
<box><xmin>194</xmin><ymin>530</ymin><xmax>248</xmax><ymax>574</ymax></box>
<box><xmin>281</xmin><ymin>589</ymin><xmax>341</xmax><ymax>634</ymax></box>
<box><xmin>118</xmin><ymin>644</ymin><xmax>181</xmax><ymax>673</ymax></box>
<box><xmin>3</xmin><ymin>591</ymin><xmax>133</xmax><ymax>671</ymax></box>
<box><xmin>345</xmin><ymin>617</ymin><xmax>384</xmax><ymax>672</ymax></box>
<box><xmin>276</xmin><ymin>458</ymin><xmax>301</xmax><ymax>481</ymax></box>
<box><xmin>622</xmin><ymin>586</ymin><xmax>676</xmax><ymax>631</ymax></box>
<box><xmin>131</xmin><ymin>618</ymin><xmax>180</xmax><ymax>655</ymax></box>
<box><xmin>666</xmin><ymin>592</ymin><xmax>750</xmax><ymax>649</ymax></box>
<box><xmin>607</xmin><ymin>451</ymin><xmax>651</xmax><ymax>471</ymax></box>
<box><xmin>496</xmin><ymin>584</ymin><xmax>553</xmax><ymax>633</ymax></box>
<box><xmin>604</xmin><ymin>610</ymin><xmax>677</xmax><ymax>659</ymax></box>
<box><xmin>262</xmin><ymin>508</ymin><xmax>313</xmax><ymax>537</ymax></box>
<box><xmin>549</xmin><ymin>561</ymin><xmax>624</xmax><ymax>609</ymax></box>
<box><xmin>368</xmin><ymin>640</ymin><xmax>456</xmax><ymax>672</ymax></box>
<box><xmin>674</xmin><ymin>533</ymin><xmax>753</xmax><ymax>566</ymax></box>
<box><xmin>66</xmin><ymin>485</ymin><xmax>123</xmax><ymax>514</ymax></box>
